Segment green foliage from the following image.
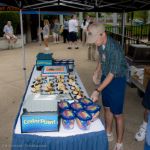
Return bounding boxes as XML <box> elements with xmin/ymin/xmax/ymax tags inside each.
<box><xmin>127</xmin><ymin>11</ymin><xmax>148</xmax><ymax>24</ymax></box>
<box><xmin>125</xmin><ymin>25</ymin><xmax>149</xmax><ymax>36</ymax></box>
<box><xmin>0</xmin><ymin>11</ymin><xmax>20</xmax><ymax>37</ymax></box>
<box><xmin>133</xmin><ymin>11</ymin><xmax>148</xmax><ymax>23</ymax></box>
<box><xmin>106</xmin><ymin>24</ymin><xmax>149</xmax><ymax>37</ymax></box>
<box><xmin>133</xmin><ymin>11</ymin><xmax>147</xmax><ymax>20</ymax></box>
<box><xmin>83</xmin><ymin>12</ymin><xmax>96</xmax><ymax>18</ymax></box>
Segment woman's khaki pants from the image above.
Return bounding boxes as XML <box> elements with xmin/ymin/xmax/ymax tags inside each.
<box><xmin>88</xmin><ymin>44</ymin><xmax>96</xmax><ymax>61</ymax></box>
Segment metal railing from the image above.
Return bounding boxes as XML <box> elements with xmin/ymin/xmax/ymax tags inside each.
<box><xmin>106</xmin><ymin>24</ymin><xmax>150</xmax><ymax>41</ymax></box>
<box><xmin>106</xmin><ymin>24</ymin><xmax>150</xmax><ymax>55</ymax></box>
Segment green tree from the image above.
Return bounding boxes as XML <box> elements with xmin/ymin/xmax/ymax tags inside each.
<box><xmin>83</xmin><ymin>12</ymin><xmax>96</xmax><ymax>18</ymax></box>
<box><xmin>134</xmin><ymin>11</ymin><xmax>148</xmax><ymax>23</ymax></box>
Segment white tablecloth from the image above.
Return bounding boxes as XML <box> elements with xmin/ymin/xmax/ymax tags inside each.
<box><xmin>14</xmin><ymin>66</ymin><xmax>105</xmax><ymax>137</ymax></box>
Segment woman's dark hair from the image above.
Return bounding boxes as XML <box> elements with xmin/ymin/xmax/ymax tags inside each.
<box><xmin>71</xmin><ymin>15</ymin><xmax>74</xmax><ymax>19</ymax></box>
<box><xmin>83</xmin><ymin>19</ymin><xmax>86</xmax><ymax>26</ymax></box>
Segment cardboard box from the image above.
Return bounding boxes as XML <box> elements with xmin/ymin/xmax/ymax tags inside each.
<box><xmin>143</xmin><ymin>66</ymin><xmax>150</xmax><ymax>89</ymax></box>
<box><xmin>21</xmin><ymin>112</ymin><xmax>59</xmax><ymax>133</ymax></box>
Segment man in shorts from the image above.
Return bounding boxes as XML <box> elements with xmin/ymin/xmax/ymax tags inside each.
<box><xmin>88</xmin><ymin>23</ymin><xmax>127</xmax><ymax>150</ymax></box>
<box><xmin>3</xmin><ymin>21</ymin><xmax>17</xmax><ymax>48</ymax></box>
<box><xmin>68</xmin><ymin>15</ymin><xmax>79</xmax><ymax>49</ymax></box>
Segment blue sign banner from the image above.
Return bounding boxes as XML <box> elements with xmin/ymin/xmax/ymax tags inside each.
<box><xmin>36</xmin><ymin>59</ymin><xmax>53</xmax><ymax>67</ymax></box>
<box><xmin>21</xmin><ymin>114</ymin><xmax>58</xmax><ymax>132</ymax></box>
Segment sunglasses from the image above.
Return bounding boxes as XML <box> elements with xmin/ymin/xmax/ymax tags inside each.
<box><xmin>88</xmin><ymin>32</ymin><xmax>103</xmax><ymax>36</ymax></box>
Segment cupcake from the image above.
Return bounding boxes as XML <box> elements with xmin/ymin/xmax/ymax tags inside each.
<box><xmin>75</xmin><ymin>94</ymin><xmax>83</xmax><ymax>100</ymax></box>
<box><xmin>68</xmin><ymin>74</ymin><xmax>76</xmax><ymax>80</ymax></box>
<box><xmin>35</xmin><ymin>75</ymin><xmax>42</xmax><ymax>81</ymax></box>
<box><xmin>72</xmin><ymin>90</ymin><xmax>78</xmax><ymax>95</ymax></box>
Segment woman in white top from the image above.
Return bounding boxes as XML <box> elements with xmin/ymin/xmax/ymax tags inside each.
<box><xmin>43</xmin><ymin>19</ymin><xmax>50</xmax><ymax>50</ymax></box>
<box><xmin>81</xmin><ymin>19</ymin><xmax>89</xmax><ymax>45</ymax></box>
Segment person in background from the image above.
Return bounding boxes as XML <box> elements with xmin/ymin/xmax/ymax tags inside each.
<box><xmin>52</xmin><ymin>19</ymin><xmax>60</xmax><ymax>44</ymax></box>
<box><xmin>68</xmin><ymin>15</ymin><xmax>79</xmax><ymax>49</ymax></box>
<box><xmin>42</xmin><ymin>19</ymin><xmax>50</xmax><ymax>51</ymax></box>
<box><xmin>63</xmin><ymin>18</ymin><xmax>69</xmax><ymax>43</ymax></box>
<box><xmin>135</xmin><ymin>80</ymin><xmax>150</xmax><ymax>141</ymax></box>
<box><xmin>86</xmin><ymin>15</ymin><xmax>91</xmax><ymax>23</ymax></box>
<box><xmin>37</xmin><ymin>27</ymin><xmax>42</xmax><ymax>45</ymax></box>
<box><xmin>88</xmin><ymin>23</ymin><xmax>127</xmax><ymax>150</ymax></box>
<box><xmin>37</xmin><ymin>20</ymin><xmax>44</xmax><ymax>46</ymax></box>
<box><xmin>86</xmin><ymin>18</ymin><xmax>97</xmax><ymax>61</ymax></box>
<box><xmin>3</xmin><ymin>21</ymin><xmax>17</xmax><ymax>49</ymax></box>
<box><xmin>80</xmin><ymin>15</ymin><xmax>90</xmax><ymax>42</ymax></box>
<box><xmin>81</xmin><ymin>18</ymin><xmax>89</xmax><ymax>45</ymax></box>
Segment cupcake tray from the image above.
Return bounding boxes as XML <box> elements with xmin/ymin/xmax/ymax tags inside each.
<box><xmin>31</xmin><ymin>75</ymin><xmax>85</xmax><ymax>101</ymax></box>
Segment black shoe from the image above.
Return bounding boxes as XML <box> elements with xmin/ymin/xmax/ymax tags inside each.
<box><xmin>75</xmin><ymin>47</ymin><xmax>79</xmax><ymax>49</ymax></box>
<box><xmin>68</xmin><ymin>47</ymin><xmax>72</xmax><ymax>49</ymax></box>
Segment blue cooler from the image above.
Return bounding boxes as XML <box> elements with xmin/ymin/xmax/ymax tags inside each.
<box><xmin>36</xmin><ymin>53</ymin><xmax>53</xmax><ymax>70</ymax></box>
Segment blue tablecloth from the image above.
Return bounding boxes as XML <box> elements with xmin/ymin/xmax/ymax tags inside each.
<box><xmin>11</xmin><ymin>66</ymin><xmax>108</xmax><ymax>150</ymax></box>
<box><xmin>144</xmin><ymin>113</ymin><xmax>150</xmax><ymax>150</ymax></box>
<box><xmin>12</xmin><ymin>130</ymin><xmax>108</xmax><ymax>150</ymax></box>
<box><xmin>145</xmin><ymin>143</ymin><xmax>150</xmax><ymax>150</ymax></box>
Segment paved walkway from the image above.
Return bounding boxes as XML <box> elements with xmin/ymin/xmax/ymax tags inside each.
<box><xmin>0</xmin><ymin>42</ymin><xmax>145</xmax><ymax>150</ymax></box>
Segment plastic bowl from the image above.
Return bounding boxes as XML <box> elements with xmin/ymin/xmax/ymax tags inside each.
<box><xmin>70</xmin><ymin>101</ymin><xmax>83</xmax><ymax>112</ymax></box>
<box><xmin>61</xmin><ymin>109</ymin><xmax>75</xmax><ymax>129</ymax></box>
<box><xmin>79</xmin><ymin>98</ymin><xmax>93</xmax><ymax>107</ymax></box>
<box><xmin>86</xmin><ymin>104</ymin><xmax>101</xmax><ymax>121</ymax></box>
<box><xmin>58</xmin><ymin>100</ymin><xmax>70</xmax><ymax>111</ymax></box>
<box><xmin>76</xmin><ymin>110</ymin><xmax>92</xmax><ymax>130</ymax></box>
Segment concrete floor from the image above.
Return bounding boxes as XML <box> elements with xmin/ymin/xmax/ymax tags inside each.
<box><xmin>0</xmin><ymin>42</ymin><xmax>145</xmax><ymax>150</ymax></box>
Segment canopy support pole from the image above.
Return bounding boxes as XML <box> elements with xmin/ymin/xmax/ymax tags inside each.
<box><xmin>79</xmin><ymin>12</ymin><xmax>83</xmax><ymax>26</ymax></box>
<box><xmin>59</xmin><ymin>14</ymin><xmax>64</xmax><ymax>26</ymax></box>
<box><xmin>38</xmin><ymin>9</ymin><xmax>42</xmax><ymax>45</ymax></box>
<box><xmin>20</xmin><ymin>9</ymin><xmax>27</xmax><ymax>86</ymax></box>
<box><xmin>121</xmin><ymin>12</ymin><xmax>125</xmax><ymax>48</ymax></box>
<box><xmin>96</xmin><ymin>12</ymin><xmax>99</xmax><ymax>21</ymax></box>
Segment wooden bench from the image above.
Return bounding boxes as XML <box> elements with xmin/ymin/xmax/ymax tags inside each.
<box><xmin>0</xmin><ymin>35</ymin><xmax>26</xmax><ymax>50</ymax></box>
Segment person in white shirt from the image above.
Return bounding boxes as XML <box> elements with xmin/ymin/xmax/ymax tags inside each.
<box><xmin>81</xmin><ymin>18</ymin><xmax>89</xmax><ymax>45</ymax></box>
<box><xmin>42</xmin><ymin>19</ymin><xmax>50</xmax><ymax>51</ymax></box>
<box><xmin>68</xmin><ymin>15</ymin><xmax>79</xmax><ymax>49</ymax></box>
<box><xmin>3</xmin><ymin>21</ymin><xmax>17</xmax><ymax>48</ymax></box>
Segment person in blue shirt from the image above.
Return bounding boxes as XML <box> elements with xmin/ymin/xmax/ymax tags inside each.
<box><xmin>87</xmin><ymin>23</ymin><xmax>127</xmax><ymax>150</ymax></box>
<box><xmin>3</xmin><ymin>21</ymin><xmax>17</xmax><ymax>48</ymax></box>
<box><xmin>52</xmin><ymin>19</ymin><xmax>61</xmax><ymax>44</ymax></box>
<box><xmin>63</xmin><ymin>18</ymin><xmax>69</xmax><ymax>43</ymax></box>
